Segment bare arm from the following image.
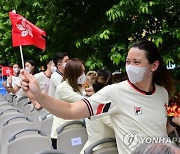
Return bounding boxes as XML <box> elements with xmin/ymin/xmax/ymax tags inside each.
<box><xmin>3</xmin><ymin>83</ymin><xmax>20</xmax><ymax>94</ymax></box>
<box><xmin>2</xmin><ymin>81</ymin><xmax>12</xmax><ymax>93</ymax></box>
<box><xmin>8</xmin><ymin>85</ymin><xmax>20</xmax><ymax>94</ymax></box>
<box><xmin>21</xmin><ymin>70</ymin><xmax>90</xmax><ymax>119</ymax></box>
<box><xmin>4</xmin><ymin>76</ymin><xmax>20</xmax><ymax>94</ymax></box>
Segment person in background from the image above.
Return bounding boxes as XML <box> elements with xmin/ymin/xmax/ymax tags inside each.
<box><xmin>112</xmin><ymin>71</ymin><xmax>127</xmax><ymax>84</ymax></box>
<box><xmin>3</xmin><ymin>63</ymin><xmax>21</xmax><ymax>93</ymax></box>
<box><xmin>83</xmin><ymin>71</ymin><xmax>98</xmax><ymax>88</ymax></box>
<box><xmin>20</xmin><ymin>40</ymin><xmax>180</xmax><ymax>154</ymax></box>
<box><xmin>93</xmin><ymin>69</ymin><xmax>112</xmax><ymax>93</ymax></box>
<box><xmin>32</xmin><ymin>59</ymin><xmax>55</xmax><ymax>110</ymax></box>
<box><xmin>51</xmin><ymin>58</ymin><xmax>86</xmax><ymax>149</ymax></box>
<box><xmin>48</xmin><ymin>52</ymin><xmax>69</xmax><ymax>97</ymax></box>
<box><xmin>7</xmin><ymin>60</ymin><xmax>37</xmax><ymax>98</ymax></box>
<box><xmin>39</xmin><ymin>65</ymin><xmax>45</xmax><ymax>72</ymax></box>
<box><xmin>85</xmin><ymin>69</ymin><xmax>112</xmax><ymax>96</ymax></box>
<box><xmin>12</xmin><ymin>63</ymin><xmax>20</xmax><ymax>77</ymax></box>
<box><xmin>25</xmin><ymin>59</ymin><xmax>39</xmax><ymax>75</ymax></box>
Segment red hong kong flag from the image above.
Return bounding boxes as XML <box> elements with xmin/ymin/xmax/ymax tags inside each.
<box><xmin>9</xmin><ymin>10</ymin><xmax>46</xmax><ymax>50</ymax></box>
<box><xmin>2</xmin><ymin>66</ymin><xmax>13</xmax><ymax>76</ymax></box>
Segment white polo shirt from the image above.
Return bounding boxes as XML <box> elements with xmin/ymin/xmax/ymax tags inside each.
<box><xmin>7</xmin><ymin>75</ymin><xmax>20</xmax><ymax>87</ymax></box>
<box><xmin>83</xmin><ymin>80</ymin><xmax>168</xmax><ymax>154</ymax></box>
<box><xmin>48</xmin><ymin>70</ymin><xmax>63</xmax><ymax>97</ymax></box>
<box><xmin>34</xmin><ymin>72</ymin><xmax>50</xmax><ymax>94</ymax></box>
<box><xmin>51</xmin><ymin>80</ymin><xmax>84</xmax><ymax>138</ymax></box>
<box><xmin>13</xmin><ymin>76</ymin><xmax>26</xmax><ymax>99</ymax></box>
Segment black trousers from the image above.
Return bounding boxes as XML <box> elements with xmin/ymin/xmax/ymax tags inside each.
<box><xmin>51</xmin><ymin>138</ymin><xmax>57</xmax><ymax>149</ymax></box>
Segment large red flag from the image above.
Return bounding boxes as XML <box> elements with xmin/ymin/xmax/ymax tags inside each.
<box><xmin>9</xmin><ymin>10</ymin><xmax>46</xmax><ymax>50</ymax></box>
<box><xmin>2</xmin><ymin>66</ymin><xmax>13</xmax><ymax>76</ymax></box>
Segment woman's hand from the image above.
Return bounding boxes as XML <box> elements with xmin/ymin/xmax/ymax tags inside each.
<box><xmin>2</xmin><ymin>81</ymin><xmax>7</xmax><ymax>88</ymax></box>
<box><xmin>7</xmin><ymin>75</ymin><xmax>12</xmax><ymax>86</ymax></box>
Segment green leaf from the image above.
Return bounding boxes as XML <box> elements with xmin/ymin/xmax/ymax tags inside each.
<box><xmin>75</xmin><ymin>41</ymin><xmax>81</xmax><ymax>48</ymax></box>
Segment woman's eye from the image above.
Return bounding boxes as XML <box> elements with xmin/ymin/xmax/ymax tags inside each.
<box><xmin>126</xmin><ymin>60</ymin><xmax>130</xmax><ymax>64</ymax></box>
<box><xmin>135</xmin><ymin>61</ymin><xmax>140</xmax><ymax>64</ymax></box>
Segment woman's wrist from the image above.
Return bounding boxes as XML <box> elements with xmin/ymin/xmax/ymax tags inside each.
<box><xmin>34</xmin><ymin>91</ymin><xmax>44</xmax><ymax>102</ymax></box>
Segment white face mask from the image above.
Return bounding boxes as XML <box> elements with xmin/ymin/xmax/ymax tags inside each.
<box><xmin>77</xmin><ymin>73</ymin><xmax>86</xmax><ymax>85</ymax></box>
<box><xmin>51</xmin><ymin>66</ymin><xmax>57</xmax><ymax>73</ymax></box>
<box><xmin>126</xmin><ymin>65</ymin><xmax>151</xmax><ymax>84</ymax></box>
<box><xmin>13</xmin><ymin>68</ymin><xmax>20</xmax><ymax>74</ymax></box>
<box><xmin>25</xmin><ymin>67</ymin><xmax>31</xmax><ymax>73</ymax></box>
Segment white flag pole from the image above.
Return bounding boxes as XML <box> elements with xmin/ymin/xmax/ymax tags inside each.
<box><xmin>19</xmin><ymin>45</ymin><xmax>25</xmax><ymax>69</ymax></box>
<box><xmin>1</xmin><ymin>66</ymin><xmax>3</xmax><ymax>81</ymax></box>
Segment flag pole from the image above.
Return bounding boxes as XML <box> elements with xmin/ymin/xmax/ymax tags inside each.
<box><xmin>19</xmin><ymin>45</ymin><xmax>25</xmax><ymax>69</ymax></box>
<box><xmin>1</xmin><ymin>66</ymin><xmax>3</xmax><ymax>81</ymax></box>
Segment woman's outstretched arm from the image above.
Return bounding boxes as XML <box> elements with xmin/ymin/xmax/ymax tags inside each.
<box><xmin>21</xmin><ymin>70</ymin><xmax>90</xmax><ymax>119</ymax></box>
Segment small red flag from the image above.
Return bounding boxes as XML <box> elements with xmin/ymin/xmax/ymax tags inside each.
<box><xmin>2</xmin><ymin>66</ymin><xmax>13</xmax><ymax>76</ymax></box>
<box><xmin>9</xmin><ymin>10</ymin><xmax>46</xmax><ymax>50</ymax></box>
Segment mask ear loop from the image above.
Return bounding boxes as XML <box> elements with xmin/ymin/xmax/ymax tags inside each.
<box><xmin>142</xmin><ymin>64</ymin><xmax>153</xmax><ymax>80</ymax></box>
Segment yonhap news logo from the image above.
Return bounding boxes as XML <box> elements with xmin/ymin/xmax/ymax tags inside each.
<box><xmin>123</xmin><ymin>132</ymin><xmax>180</xmax><ymax>149</ymax></box>
<box><xmin>123</xmin><ymin>132</ymin><xmax>138</xmax><ymax>149</ymax></box>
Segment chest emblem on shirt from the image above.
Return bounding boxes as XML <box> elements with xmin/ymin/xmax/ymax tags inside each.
<box><xmin>134</xmin><ymin>107</ymin><xmax>142</xmax><ymax>115</ymax></box>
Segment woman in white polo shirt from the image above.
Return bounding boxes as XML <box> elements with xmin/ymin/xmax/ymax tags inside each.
<box><xmin>20</xmin><ymin>40</ymin><xmax>180</xmax><ymax>154</ymax></box>
<box><xmin>50</xmin><ymin>58</ymin><xmax>86</xmax><ymax>149</ymax></box>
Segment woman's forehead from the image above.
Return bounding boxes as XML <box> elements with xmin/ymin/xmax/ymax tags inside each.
<box><xmin>13</xmin><ymin>64</ymin><xmax>19</xmax><ymax>68</ymax></box>
<box><xmin>127</xmin><ymin>47</ymin><xmax>147</xmax><ymax>60</ymax></box>
<box><xmin>25</xmin><ymin>62</ymin><xmax>32</xmax><ymax>66</ymax></box>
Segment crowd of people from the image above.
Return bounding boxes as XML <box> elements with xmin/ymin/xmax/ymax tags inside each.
<box><xmin>2</xmin><ymin>40</ymin><xmax>180</xmax><ymax>153</ymax></box>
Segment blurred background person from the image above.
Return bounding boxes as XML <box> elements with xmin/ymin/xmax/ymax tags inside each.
<box><xmin>48</xmin><ymin>52</ymin><xmax>69</xmax><ymax>97</ymax></box>
<box><xmin>32</xmin><ymin>59</ymin><xmax>55</xmax><ymax>110</ymax></box>
<box><xmin>83</xmin><ymin>71</ymin><xmax>98</xmax><ymax>88</ymax></box>
<box><xmin>51</xmin><ymin>58</ymin><xmax>86</xmax><ymax>149</ymax></box>
<box><xmin>6</xmin><ymin>59</ymin><xmax>37</xmax><ymax>98</ymax></box>
<box><xmin>25</xmin><ymin>59</ymin><xmax>39</xmax><ymax>75</ymax></box>
<box><xmin>2</xmin><ymin>63</ymin><xmax>21</xmax><ymax>93</ymax></box>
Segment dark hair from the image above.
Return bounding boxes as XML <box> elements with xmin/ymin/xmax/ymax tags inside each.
<box><xmin>53</xmin><ymin>52</ymin><xmax>68</xmax><ymax>66</ymax></box>
<box><xmin>97</xmin><ymin>69</ymin><xmax>112</xmax><ymax>85</ymax></box>
<box><xmin>25</xmin><ymin>59</ymin><xmax>39</xmax><ymax>75</ymax></box>
<box><xmin>131</xmin><ymin>40</ymin><xmax>175</xmax><ymax>96</ymax></box>
<box><xmin>112</xmin><ymin>72</ymin><xmax>127</xmax><ymax>83</ymax></box>
<box><xmin>63</xmin><ymin>58</ymin><xmax>84</xmax><ymax>93</ymax></box>
<box><xmin>92</xmin><ymin>69</ymin><xmax>112</xmax><ymax>93</ymax></box>
<box><xmin>43</xmin><ymin>58</ymin><xmax>53</xmax><ymax>70</ymax></box>
<box><xmin>25</xmin><ymin>59</ymin><xmax>35</xmax><ymax>66</ymax></box>
<box><xmin>12</xmin><ymin>63</ymin><xmax>20</xmax><ymax>68</ymax></box>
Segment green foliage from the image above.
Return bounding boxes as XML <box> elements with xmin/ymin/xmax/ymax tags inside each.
<box><xmin>0</xmin><ymin>0</ymin><xmax>179</xmax><ymax>87</ymax></box>
<box><xmin>85</xmin><ymin>56</ymin><xmax>103</xmax><ymax>71</ymax></box>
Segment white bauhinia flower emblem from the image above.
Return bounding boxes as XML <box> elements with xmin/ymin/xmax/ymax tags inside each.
<box><xmin>6</xmin><ymin>68</ymin><xmax>11</xmax><ymax>75</ymax></box>
<box><xmin>16</xmin><ymin>19</ymin><xmax>33</xmax><ymax>37</ymax></box>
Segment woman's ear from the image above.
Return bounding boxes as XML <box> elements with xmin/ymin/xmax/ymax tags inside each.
<box><xmin>151</xmin><ymin>60</ymin><xmax>159</xmax><ymax>72</ymax></box>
